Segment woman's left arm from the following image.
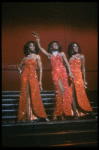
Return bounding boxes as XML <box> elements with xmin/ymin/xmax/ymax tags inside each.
<box><xmin>62</xmin><ymin>52</ymin><xmax>74</xmax><ymax>79</ymax></box>
<box><xmin>81</xmin><ymin>55</ymin><xmax>88</xmax><ymax>88</ymax></box>
<box><xmin>37</xmin><ymin>55</ymin><xmax>43</xmax><ymax>90</ymax></box>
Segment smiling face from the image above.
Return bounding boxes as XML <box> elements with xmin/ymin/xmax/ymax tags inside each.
<box><xmin>29</xmin><ymin>43</ymin><xmax>35</xmax><ymax>53</ymax></box>
<box><xmin>73</xmin><ymin>43</ymin><xmax>79</xmax><ymax>54</ymax></box>
<box><xmin>52</xmin><ymin>42</ymin><xmax>59</xmax><ymax>51</ymax></box>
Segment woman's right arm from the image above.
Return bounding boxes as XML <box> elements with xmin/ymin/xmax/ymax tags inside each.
<box><xmin>18</xmin><ymin>57</ymin><xmax>26</xmax><ymax>73</ymax></box>
<box><xmin>32</xmin><ymin>32</ymin><xmax>51</xmax><ymax>58</ymax></box>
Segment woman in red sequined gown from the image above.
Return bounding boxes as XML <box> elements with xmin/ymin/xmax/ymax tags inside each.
<box><xmin>67</xmin><ymin>42</ymin><xmax>95</xmax><ymax>119</ymax></box>
<box><xmin>18</xmin><ymin>41</ymin><xmax>49</xmax><ymax>122</ymax></box>
<box><xmin>32</xmin><ymin>33</ymin><xmax>74</xmax><ymax>121</ymax></box>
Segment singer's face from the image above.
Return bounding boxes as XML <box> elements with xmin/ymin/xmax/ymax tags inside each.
<box><xmin>29</xmin><ymin>43</ymin><xmax>35</xmax><ymax>52</ymax></box>
<box><xmin>52</xmin><ymin>42</ymin><xmax>59</xmax><ymax>50</ymax></box>
<box><xmin>73</xmin><ymin>43</ymin><xmax>79</xmax><ymax>53</ymax></box>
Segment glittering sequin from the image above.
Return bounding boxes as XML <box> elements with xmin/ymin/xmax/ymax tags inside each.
<box><xmin>18</xmin><ymin>59</ymin><xmax>46</xmax><ymax>121</ymax></box>
<box><xmin>69</xmin><ymin>58</ymin><xmax>92</xmax><ymax>112</ymax></box>
<box><xmin>51</xmin><ymin>54</ymin><xmax>72</xmax><ymax>116</ymax></box>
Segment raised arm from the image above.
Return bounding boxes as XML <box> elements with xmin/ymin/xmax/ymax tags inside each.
<box><xmin>32</xmin><ymin>32</ymin><xmax>51</xmax><ymax>58</ymax></box>
<box><xmin>62</xmin><ymin>52</ymin><xmax>74</xmax><ymax>78</ymax></box>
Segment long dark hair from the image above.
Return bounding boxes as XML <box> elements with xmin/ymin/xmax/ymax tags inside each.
<box><xmin>23</xmin><ymin>41</ymin><xmax>39</xmax><ymax>56</ymax></box>
<box><xmin>67</xmin><ymin>42</ymin><xmax>81</xmax><ymax>57</ymax></box>
<box><xmin>47</xmin><ymin>41</ymin><xmax>62</xmax><ymax>54</ymax></box>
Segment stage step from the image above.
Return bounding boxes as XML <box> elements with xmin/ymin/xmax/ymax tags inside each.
<box><xmin>2</xmin><ymin>91</ymin><xmax>98</xmax><ymax>147</ymax></box>
<box><xmin>2</xmin><ymin>90</ymin><xmax>56</xmax><ymax>124</ymax></box>
<box><xmin>2</xmin><ymin>90</ymin><xmax>98</xmax><ymax>124</ymax></box>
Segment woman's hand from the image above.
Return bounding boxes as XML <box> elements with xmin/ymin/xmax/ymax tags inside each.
<box><xmin>69</xmin><ymin>73</ymin><xmax>74</xmax><ymax>79</ymax></box>
<box><xmin>39</xmin><ymin>82</ymin><xmax>43</xmax><ymax>90</ymax></box>
<box><xmin>32</xmin><ymin>32</ymin><xmax>39</xmax><ymax>39</ymax></box>
<box><xmin>18</xmin><ymin>64</ymin><xmax>24</xmax><ymax>74</ymax></box>
<box><xmin>84</xmin><ymin>81</ymin><xmax>88</xmax><ymax>89</ymax></box>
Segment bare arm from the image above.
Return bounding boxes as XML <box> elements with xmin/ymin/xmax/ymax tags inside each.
<box><xmin>18</xmin><ymin>57</ymin><xmax>26</xmax><ymax>73</ymax></box>
<box><xmin>62</xmin><ymin>52</ymin><xmax>73</xmax><ymax>78</ymax></box>
<box><xmin>37</xmin><ymin>55</ymin><xmax>43</xmax><ymax>90</ymax></box>
<box><xmin>81</xmin><ymin>55</ymin><xmax>87</xmax><ymax>87</ymax></box>
<box><xmin>32</xmin><ymin>32</ymin><xmax>51</xmax><ymax>58</ymax></box>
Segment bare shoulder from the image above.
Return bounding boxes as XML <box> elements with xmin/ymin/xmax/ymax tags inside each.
<box><xmin>80</xmin><ymin>54</ymin><xmax>85</xmax><ymax>59</ymax></box>
<box><xmin>36</xmin><ymin>54</ymin><xmax>41</xmax><ymax>60</ymax></box>
<box><xmin>60</xmin><ymin>52</ymin><xmax>65</xmax><ymax>56</ymax></box>
<box><xmin>61</xmin><ymin>52</ymin><xmax>65</xmax><ymax>55</ymax></box>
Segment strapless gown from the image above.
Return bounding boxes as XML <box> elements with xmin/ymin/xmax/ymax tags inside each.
<box><xmin>69</xmin><ymin>58</ymin><xmax>92</xmax><ymax>113</ymax></box>
<box><xmin>18</xmin><ymin>59</ymin><xmax>46</xmax><ymax>121</ymax></box>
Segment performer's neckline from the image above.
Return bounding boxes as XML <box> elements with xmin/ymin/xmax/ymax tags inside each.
<box><xmin>52</xmin><ymin>51</ymin><xmax>59</xmax><ymax>57</ymax></box>
<box><xmin>26</xmin><ymin>54</ymin><xmax>37</xmax><ymax>61</ymax></box>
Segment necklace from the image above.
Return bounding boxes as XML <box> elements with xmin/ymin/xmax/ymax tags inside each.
<box><xmin>27</xmin><ymin>53</ymin><xmax>36</xmax><ymax>59</ymax></box>
<box><xmin>70</xmin><ymin>54</ymin><xmax>81</xmax><ymax>61</ymax></box>
<box><xmin>72</xmin><ymin>54</ymin><xmax>80</xmax><ymax>59</ymax></box>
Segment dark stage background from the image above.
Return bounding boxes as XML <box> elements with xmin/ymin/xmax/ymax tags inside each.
<box><xmin>2</xmin><ymin>2</ymin><xmax>98</xmax><ymax>91</ymax></box>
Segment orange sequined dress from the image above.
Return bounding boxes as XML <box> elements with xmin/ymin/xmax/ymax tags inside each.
<box><xmin>51</xmin><ymin>54</ymin><xmax>72</xmax><ymax>117</ymax></box>
<box><xmin>18</xmin><ymin>59</ymin><xmax>46</xmax><ymax>121</ymax></box>
<box><xmin>69</xmin><ymin>58</ymin><xmax>92</xmax><ymax>112</ymax></box>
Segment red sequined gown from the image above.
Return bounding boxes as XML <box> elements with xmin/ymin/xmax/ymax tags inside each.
<box><xmin>51</xmin><ymin>54</ymin><xmax>72</xmax><ymax>117</ymax></box>
<box><xmin>69</xmin><ymin>58</ymin><xmax>93</xmax><ymax>113</ymax></box>
<box><xmin>18</xmin><ymin>59</ymin><xmax>46</xmax><ymax>121</ymax></box>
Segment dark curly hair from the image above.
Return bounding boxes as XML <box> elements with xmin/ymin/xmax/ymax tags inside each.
<box><xmin>47</xmin><ymin>41</ymin><xmax>62</xmax><ymax>54</ymax></box>
<box><xmin>23</xmin><ymin>41</ymin><xmax>39</xmax><ymax>56</ymax></box>
<box><xmin>67</xmin><ymin>42</ymin><xmax>82</xmax><ymax>57</ymax></box>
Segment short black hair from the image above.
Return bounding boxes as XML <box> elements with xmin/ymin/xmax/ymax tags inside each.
<box><xmin>23</xmin><ymin>41</ymin><xmax>39</xmax><ymax>56</ymax></box>
<box><xmin>67</xmin><ymin>42</ymin><xmax>81</xmax><ymax>57</ymax></box>
<box><xmin>47</xmin><ymin>41</ymin><xmax>62</xmax><ymax>54</ymax></box>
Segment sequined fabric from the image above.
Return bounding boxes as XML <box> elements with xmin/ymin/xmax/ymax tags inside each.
<box><xmin>69</xmin><ymin>58</ymin><xmax>92</xmax><ymax>112</ymax></box>
<box><xmin>18</xmin><ymin>59</ymin><xmax>46</xmax><ymax>121</ymax></box>
<box><xmin>51</xmin><ymin>54</ymin><xmax>72</xmax><ymax>116</ymax></box>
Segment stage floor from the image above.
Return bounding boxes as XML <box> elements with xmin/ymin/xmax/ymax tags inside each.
<box><xmin>2</xmin><ymin>90</ymin><xmax>98</xmax><ymax>148</ymax></box>
<box><xmin>2</xmin><ymin>118</ymin><xmax>98</xmax><ymax>148</ymax></box>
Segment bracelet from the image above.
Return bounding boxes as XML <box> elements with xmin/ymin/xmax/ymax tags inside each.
<box><xmin>69</xmin><ymin>72</ymin><xmax>74</xmax><ymax>79</ymax></box>
<box><xmin>69</xmin><ymin>73</ymin><xmax>72</xmax><ymax>75</ymax></box>
<box><xmin>20</xmin><ymin>70</ymin><xmax>22</xmax><ymax>74</ymax></box>
<box><xmin>84</xmin><ymin>85</ymin><xmax>87</xmax><ymax>89</ymax></box>
<box><xmin>36</xmin><ymin>38</ymin><xmax>40</xmax><ymax>42</ymax></box>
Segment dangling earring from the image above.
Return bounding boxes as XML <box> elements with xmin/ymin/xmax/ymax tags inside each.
<box><xmin>34</xmin><ymin>49</ymin><xmax>36</xmax><ymax>54</ymax></box>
